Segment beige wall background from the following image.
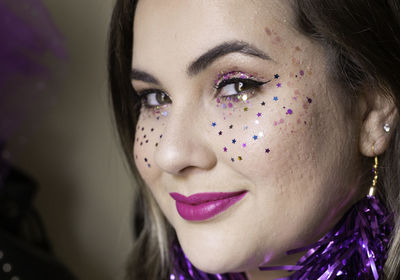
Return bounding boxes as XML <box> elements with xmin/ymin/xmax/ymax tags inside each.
<box><xmin>7</xmin><ymin>1</ymin><xmax>135</xmax><ymax>279</ymax></box>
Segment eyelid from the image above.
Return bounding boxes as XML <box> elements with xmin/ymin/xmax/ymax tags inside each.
<box><xmin>214</xmin><ymin>77</ymin><xmax>269</xmax><ymax>90</ymax></box>
<box><xmin>136</xmin><ymin>88</ymin><xmax>163</xmax><ymax>97</ymax></box>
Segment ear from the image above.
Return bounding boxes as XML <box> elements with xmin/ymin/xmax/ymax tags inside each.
<box><xmin>359</xmin><ymin>89</ymin><xmax>399</xmax><ymax>157</ymax></box>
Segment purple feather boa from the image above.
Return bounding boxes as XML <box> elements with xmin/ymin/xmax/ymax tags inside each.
<box><xmin>170</xmin><ymin>195</ymin><xmax>393</xmax><ymax>279</ymax></box>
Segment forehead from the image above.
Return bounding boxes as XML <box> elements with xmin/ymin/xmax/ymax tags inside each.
<box><xmin>132</xmin><ymin>0</ymin><xmax>297</xmax><ymax>71</ymax></box>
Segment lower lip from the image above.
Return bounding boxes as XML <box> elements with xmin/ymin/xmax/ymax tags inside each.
<box><xmin>174</xmin><ymin>192</ymin><xmax>247</xmax><ymax>221</ymax></box>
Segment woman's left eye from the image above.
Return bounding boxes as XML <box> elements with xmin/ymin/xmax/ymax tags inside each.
<box><xmin>214</xmin><ymin>78</ymin><xmax>269</xmax><ymax>99</ymax></box>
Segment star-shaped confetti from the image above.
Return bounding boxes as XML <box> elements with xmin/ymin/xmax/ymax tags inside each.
<box><xmin>160</xmin><ymin>134</ymin><xmax>163</xmax><ymax>138</ymax></box>
<box><xmin>238</xmin><ymin>156</ymin><xmax>243</xmax><ymax>161</ymax></box>
<box><xmin>253</xmin><ymin>135</ymin><xmax>258</xmax><ymax>140</ymax></box>
<box><xmin>151</xmin><ymin>128</ymin><xmax>154</xmax><ymax>132</ymax></box>
<box><xmin>231</xmin><ymin>158</ymin><xmax>235</xmax><ymax>162</ymax></box>
<box><xmin>218</xmin><ymin>131</ymin><xmax>223</xmax><ymax>135</ymax></box>
<box><xmin>257</xmin><ymin>112</ymin><xmax>262</xmax><ymax>117</ymax></box>
<box><xmin>276</xmin><ymin>83</ymin><xmax>282</xmax><ymax>88</ymax></box>
<box><xmin>223</xmin><ymin>147</ymin><xmax>227</xmax><ymax>152</ymax></box>
<box><xmin>147</xmin><ymin>164</ymin><xmax>151</xmax><ymax>168</ymax></box>
<box><xmin>144</xmin><ymin>158</ymin><xmax>148</xmax><ymax>162</ymax></box>
<box><xmin>212</xmin><ymin>122</ymin><xmax>216</xmax><ymax>127</ymax></box>
<box><xmin>307</xmin><ymin>97</ymin><xmax>313</xmax><ymax>104</ymax></box>
<box><xmin>273</xmin><ymin>96</ymin><xmax>278</xmax><ymax>101</ymax></box>
<box><xmin>244</xmin><ymin>107</ymin><xmax>248</xmax><ymax>112</ymax></box>
<box><xmin>261</xmin><ymin>101</ymin><xmax>266</xmax><ymax>106</ymax></box>
<box><xmin>242</xmin><ymin>143</ymin><xmax>246</xmax><ymax>148</ymax></box>
<box><xmin>286</xmin><ymin>109</ymin><xmax>293</xmax><ymax>115</ymax></box>
<box><xmin>229</xmin><ymin>124</ymin><xmax>233</xmax><ymax>129</ymax></box>
<box><xmin>232</xmin><ymin>139</ymin><xmax>237</xmax><ymax>144</ymax></box>
<box><xmin>265</xmin><ymin>148</ymin><xmax>270</xmax><ymax>153</ymax></box>
<box><xmin>274</xmin><ymin>74</ymin><xmax>280</xmax><ymax>79</ymax></box>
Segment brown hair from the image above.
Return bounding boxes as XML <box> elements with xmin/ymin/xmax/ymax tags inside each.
<box><xmin>108</xmin><ymin>0</ymin><xmax>400</xmax><ymax>279</ymax></box>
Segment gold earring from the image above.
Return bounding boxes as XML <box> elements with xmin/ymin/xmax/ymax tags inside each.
<box><xmin>368</xmin><ymin>144</ymin><xmax>378</xmax><ymax>197</ymax></box>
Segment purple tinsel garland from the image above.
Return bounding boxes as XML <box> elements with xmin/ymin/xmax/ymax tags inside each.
<box><xmin>170</xmin><ymin>195</ymin><xmax>393</xmax><ymax>280</ymax></box>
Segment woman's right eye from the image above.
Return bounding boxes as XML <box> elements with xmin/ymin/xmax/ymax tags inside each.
<box><xmin>138</xmin><ymin>89</ymin><xmax>171</xmax><ymax>108</ymax></box>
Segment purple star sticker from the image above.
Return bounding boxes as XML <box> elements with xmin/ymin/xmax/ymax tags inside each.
<box><xmin>257</xmin><ymin>112</ymin><xmax>262</xmax><ymax>117</ymax></box>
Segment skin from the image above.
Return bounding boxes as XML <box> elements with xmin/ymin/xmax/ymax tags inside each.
<box><xmin>130</xmin><ymin>0</ymin><xmax>399</xmax><ymax>279</ymax></box>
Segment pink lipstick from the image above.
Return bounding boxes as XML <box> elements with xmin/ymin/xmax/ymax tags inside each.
<box><xmin>169</xmin><ymin>191</ymin><xmax>248</xmax><ymax>221</ymax></box>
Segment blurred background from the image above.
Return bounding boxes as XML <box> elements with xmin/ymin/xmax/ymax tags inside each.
<box><xmin>2</xmin><ymin>0</ymin><xmax>134</xmax><ymax>279</ymax></box>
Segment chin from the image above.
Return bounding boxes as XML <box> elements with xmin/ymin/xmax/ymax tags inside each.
<box><xmin>177</xmin><ymin>232</ymin><xmax>257</xmax><ymax>274</ymax></box>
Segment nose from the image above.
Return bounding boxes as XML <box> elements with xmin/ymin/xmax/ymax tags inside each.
<box><xmin>154</xmin><ymin>103</ymin><xmax>217</xmax><ymax>176</ymax></box>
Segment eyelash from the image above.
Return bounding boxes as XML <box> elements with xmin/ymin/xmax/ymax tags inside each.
<box><xmin>137</xmin><ymin>74</ymin><xmax>270</xmax><ymax>109</ymax></box>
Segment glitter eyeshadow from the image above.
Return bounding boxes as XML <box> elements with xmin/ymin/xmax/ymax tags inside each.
<box><xmin>214</xmin><ymin>71</ymin><xmax>257</xmax><ymax>87</ymax></box>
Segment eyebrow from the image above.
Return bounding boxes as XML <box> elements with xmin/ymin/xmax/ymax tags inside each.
<box><xmin>131</xmin><ymin>40</ymin><xmax>272</xmax><ymax>85</ymax></box>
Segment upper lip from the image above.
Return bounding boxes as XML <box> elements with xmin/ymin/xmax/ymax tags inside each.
<box><xmin>169</xmin><ymin>190</ymin><xmax>248</xmax><ymax>205</ymax></box>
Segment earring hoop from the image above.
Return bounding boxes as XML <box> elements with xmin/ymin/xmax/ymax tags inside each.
<box><xmin>368</xmin><ymin>144</ymin><xmax>378</xmax><ymax>197</ymax></box>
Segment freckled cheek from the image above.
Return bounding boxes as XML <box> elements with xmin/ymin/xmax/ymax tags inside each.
<box><xmin>133</xmin><ymin>106</ymin><xmax>169</xmax><ymax>174</ymax></box>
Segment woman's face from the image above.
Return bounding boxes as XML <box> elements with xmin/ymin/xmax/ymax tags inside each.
<box><xmin>131</xmin><ymin>0</ymin><xmax>365</xmax><ymax>276</ymax></box>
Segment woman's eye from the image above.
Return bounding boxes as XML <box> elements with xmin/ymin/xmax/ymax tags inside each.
<box><xmin>215</xmin><ymin>78</ymin><xmax>268</xmax><ymax>99</ymax></box>
<box><xmin>139</xmin><ymin>90</ymin><xmax>171</xmax><ymax>108</ymax></box>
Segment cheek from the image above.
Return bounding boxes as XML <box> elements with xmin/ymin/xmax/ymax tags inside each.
<box><xmin>133</xmin><ymin>104</ymin><xmax>170</xmax><ymax>176</ymax></box>
<box><xmin>209</xmin><ymin>74</ymin><xmax>315</xmax><ymax>166</ymax></box>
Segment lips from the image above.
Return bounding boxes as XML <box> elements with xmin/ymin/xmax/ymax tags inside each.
<box><xmin>169</xmin><ymin>190</ymin><xmax>248</xmax><ymax>221</ymax></box>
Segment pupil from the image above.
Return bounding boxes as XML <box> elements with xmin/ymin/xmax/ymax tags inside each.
<box><xmin>236</xmin><ymin>81</ymin><xmax>245</xmax><ymax>92</ymax></box>
<box><xmin>156</xmin><ymin>92</ymin><xmax>170</xmax><ymax>105</ymax></box>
